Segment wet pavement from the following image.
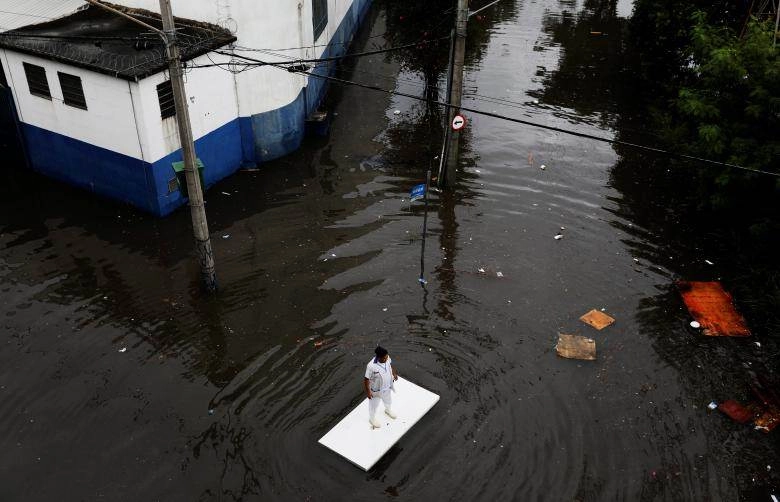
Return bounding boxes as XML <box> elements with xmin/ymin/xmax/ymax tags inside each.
<box><xmin>1</xmin><ymin>1</ymin><xmax>779</xmax><ymax>500</ymax></box>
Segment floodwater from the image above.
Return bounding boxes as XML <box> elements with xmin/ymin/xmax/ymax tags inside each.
<box><xmin>1</xmin><ymin>1</ymin><xmax>778</xmax><ymax>500</ymax></box>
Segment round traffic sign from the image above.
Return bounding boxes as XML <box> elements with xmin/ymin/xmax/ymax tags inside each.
<box><xmin>451</xmin><ymin>114</ymin><xmax>467</xmax><ymax>131</ymax></box>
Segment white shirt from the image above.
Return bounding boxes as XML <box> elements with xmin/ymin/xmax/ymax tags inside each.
<box><xmin>365</xmin><ymin>356</ymin><xmax>393</xmax><ymax>393</ymax></box>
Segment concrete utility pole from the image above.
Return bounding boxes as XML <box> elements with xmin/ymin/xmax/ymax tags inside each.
<box><xmin>158</xmin><ymin>0</ymin><xmax>217</xmax><ymax>292</ymax></box>
<box><xmin>443</xmin><ymin>0</ymin><xmax>469</xmax><ymax>189</ymax></box>
<box><xmin>84</xmin><ymin>0</ymin><xmax>218</xmax><ymax>292</ymax></box>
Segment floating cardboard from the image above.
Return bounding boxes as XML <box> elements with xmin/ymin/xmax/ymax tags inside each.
<box><xmin>556</xmin><ymin>333</ymin><xmax>596</xmax><ymax>360</ymax></box>
<box><xmin>318</xmin><ymin>377</ymin><xmax>439</xmax><ymax>471</ymax></box>
<box><xmin>677</xmin><ymin>281</ymin><xmax>750</xmax><ymax>337</ymax></box>
<box><xmin>580</xmin><ymin>309</ymin><xmax>615</xmax><ymax>330</ymax></box>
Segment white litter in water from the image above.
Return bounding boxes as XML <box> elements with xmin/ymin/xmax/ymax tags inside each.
<box><xmin>770</xmin><ymin>494</ymin><xmax>778</xmax><ymax>502</ymax></box>
<box><xmin>540</xmin><ymin>164</ymin><xmax>546</xmax><ymax>170</ymax></box>
<box><xmin>382</xmin><ymin>308</ymin><xmax>388</xmax><ymax>312</ymax></box>
<box><xmin>633</xmin><ymin>258</ymin><xmax>640</xmax><ymax>263</ymax></box>
<box><xmin>478</xmin><ymin>268</ymin><xmax>486</xmax><ymax>273</ymax></box>
<box><xmin>755</xmin><ymin>341</ymin><xmax>762</xmax><ymax>347</ymax></box>
<box><xmin>221</xmin><ymin>191</ymin><xmax>231</xmax><ymax>196</ymax></box>
<box><xmin>118</xmin><ymin>347</ymin><xmax>127</xmax><ymax>353</ymax></box>
<box><xmin>533</xmin><ymin>99</ymin><xmax>540</xmax><ymax>104</ymax></box>
<box><xmin>708</xmin><ymin>401</ymin><xmax>718</xmax><ymax>410</ymax></box>
<box><xmin>222</xmin><ymin>234</ymin><xmax>230</xmax><ymax>239</ymax></box>
<box><xmin>331</xmin><ymin>253</ymin><xmax>337</xmax><ymax>257</ymax></box>
<box><xmin>705</xmin><ymin>259</ymin><xmax>714</xmax><ymax>265</ymax></box>
<box><xmin>393</xmin><ymin>110</ymin><xmax>401</xmax><ymax>115</ymax></box>
<box><xmin>690</xmin><ymin>321</ymin><xmax>701</xmax><ymax>329</ymax></box>
<box><xmin>496</xmin><ymin>272</ymin><xmax>504</xmax><ymax>278</ymax></box>
<box><xmin>554</xmin><ymin>234</ymin><xmax>563</xmax><ymax>240</ymax></box>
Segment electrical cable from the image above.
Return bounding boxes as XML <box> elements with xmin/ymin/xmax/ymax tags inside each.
<box><xmin>206</xmin><ymin>52</ymin><xmax>779</xmax><ymax>177</ymax></box>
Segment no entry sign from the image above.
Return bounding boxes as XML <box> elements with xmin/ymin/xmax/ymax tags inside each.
<box><xmin>451</xmin><ymin>114</ymin><xmax>467</xmax><ymax>131</ymax></box>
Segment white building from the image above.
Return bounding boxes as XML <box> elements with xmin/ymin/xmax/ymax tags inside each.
<box><xmin>0</xmin><ymin>0</ymin><xmax>372</xmax><ymax>215</ymax></box>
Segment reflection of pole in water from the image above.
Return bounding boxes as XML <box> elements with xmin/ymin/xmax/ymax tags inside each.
<box><xmin>435</xmin><ymin>189</ymin><xmax>459</xmax><ymax>322</ymax></box>
<box><xmin>419</xmin><ymin>169</ymin><xmax>432</xmax><ymax>285</ymax></box>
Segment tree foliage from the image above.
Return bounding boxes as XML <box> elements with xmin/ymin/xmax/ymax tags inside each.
<box><xmin>675</xmin><ymin>13</ymin><xmax>779</xmax><ymax>176</ymax></box>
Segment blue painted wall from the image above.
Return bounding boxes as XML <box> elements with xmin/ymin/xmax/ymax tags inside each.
<box><xmin>249</xmin><ymin>0</ymin><xmax>373</xmax><ymax>163</ymax></box>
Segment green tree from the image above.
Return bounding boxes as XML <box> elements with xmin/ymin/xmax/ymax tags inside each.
<box><xmin>676</xmin><ymin>13</ymin><xmax>779</xmax><ymax>179</ymax></box>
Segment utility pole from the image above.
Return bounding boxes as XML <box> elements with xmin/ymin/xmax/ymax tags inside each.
<box><xmin>84</xmin><ymin>0</ymin><xmax>217</xmax><ymax>292</ymax></box>
<box><xmin>159</xmin><ymin>0</ymin><xmax>217</xmax><ymax>292</ymax></box>
<box><xmin>443</xmin><ymin>0</ymin><xmax>469</xmax><ymax>189</ymax></box>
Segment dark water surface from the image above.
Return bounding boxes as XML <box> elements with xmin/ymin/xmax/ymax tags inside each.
<box><xmin>1</xmin><ymin>2</ymin><xmax>778</xmax><ymax>501</ymax></box>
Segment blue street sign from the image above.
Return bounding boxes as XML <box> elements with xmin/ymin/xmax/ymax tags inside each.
<box><xmin>410</xmin><ymin>183</ymin><xmax>426</xmax><ymax>202</ymax></box>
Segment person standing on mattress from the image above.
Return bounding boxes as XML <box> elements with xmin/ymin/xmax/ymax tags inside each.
<box><xmin>364</xmin><ymin>345</ymin><xmax>398</xmax><ymax>428</ymax></box>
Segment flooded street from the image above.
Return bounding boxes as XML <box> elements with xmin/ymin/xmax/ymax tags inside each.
<box><xmin>1</xmin><ymin>1</ymin><xmax>778</xmax><ymax>500</ymax></box>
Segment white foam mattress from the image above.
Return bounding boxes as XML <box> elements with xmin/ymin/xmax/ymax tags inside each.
<box><xmin>318</xmin><ymin>377</ymin><xmax>439</xmax><ymax>471</ymax></box>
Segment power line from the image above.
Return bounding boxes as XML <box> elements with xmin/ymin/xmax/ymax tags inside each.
<box><xmin>0</xmin><ymin>9</ymin><xmax>53</xmax><ymax>20</ymax></box>
<box><xmin>204</xmin><ymin>52</ymin><xmax>779</xmax><ymax>178</ymax></box>
<box><xmin>225</xmin><ymin>36</ymin><xmax>449</xmax><ymax>65</ymax></box>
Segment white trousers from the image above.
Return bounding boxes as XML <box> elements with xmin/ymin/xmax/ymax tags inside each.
<box><xmin>369</xmin><ymin>388</ymin><xmax>392</xmax><ymax>418</ymax></box>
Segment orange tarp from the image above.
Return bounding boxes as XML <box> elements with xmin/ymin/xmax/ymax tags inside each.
<box><xmin>677</xmin><ymin>281</ymin><xmax>751</xmax><ymax>337</ymax></box>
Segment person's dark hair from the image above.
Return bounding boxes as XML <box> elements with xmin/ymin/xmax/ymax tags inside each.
<box><xmin>374</xmin><ymin>346</ymin><xmax>388</xmax><ymax>358</ymax></box>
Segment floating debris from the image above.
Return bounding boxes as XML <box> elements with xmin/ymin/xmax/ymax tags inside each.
<box><xmin>221</xmin><ymin>191</ymin><xmax>232</xmax><ymax>196</ymax></box>
<box><xmin>555</xmin><ymin>333</ymin><xmax>596</xmax><ymax>361</ymax></box>
<box><xmin>580</xmin><ymin>309</ymin><xmax>615</xmax><ymax>330</ymax></box>
<box><xmin>554</xmin><ymin>234</ymin><xmax>563</xmax><ymax>240</ymax></box>
<box><xmin>540</xmin><ymin>164</ymin><xmax>546</xmax><ymax>170</ymax></box>
<box><xmin>677</xmin><ymin>281</ymin><xmax>751</xmax><ymax>337</ymax></box>
<box><xmin>222</xmin><ymin>234</ymin><xmax>230</xmax><ymax>239</ymax></box>
<box><xmin>690</xmin><ymin>321</ymin><xmax>701</xmax><ymax>329</ymax></box>
<box><xmin>754</xmin><ymin>409</ymin><xmax>780</xmax><ymax>433</ymax></box>
<box><xmin>496</xmin><ymin>271</ymin><xmax>504</xmax><ymax>278</ymax></box>
<box><xmin>705</xmin><ymin>259</ymin><xmax>714</xmax><ymax>265</ymax></box>
<box><xmin>118</xmin><ymin>347</ymin><xmax>127</xmax><ymax>353</ymax></box>
<box><xmin>393</xmin><ymin>110</ymin><xmax>401</xmax><ymax>115</ymax></box>
<box><xmin>718</xmin><ymin>400</ymin><xmax>755</xmax><ymax>424</ymax></box>
<box><xmin>478</xmin><ymin>267</ymin><xmax>486</xmax><ymax>273</ymax></box>
<box><xmin>708</xmin><ymin>401</ymin><xmax>718</xmax><ymax>410</ymax></box>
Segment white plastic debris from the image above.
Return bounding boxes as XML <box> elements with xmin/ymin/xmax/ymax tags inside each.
<box><xmin>118</xmin><ymin>347</ymin><xmax>127</xmax><ymax>353</ymax></box>
<box><xmin>382</xmin><ymin>307</ymin><xmax>388</xmax><ymax>312</ymax></box>
<box><xmin>770</xmin><ymin>494</ymin><xmax>778</xmax><ymax>502</ymax></box>
<box><xmin>690</xmin><ymin>321</ymin><xmax>701</xmax><ymax>329</ymax></box>
<box><xmin>707</xmin><ymin>401</ymin><xmax>718</xmax><ymax>410</ymax></box>
<box><xmin>554</xmin><ymin>234</ymin><xmax>563</xmax><ymax>240</ymax></box>
<box><xmin>331</xmin><ymin>253</ymin><xmax>337</xmax><ymax>257</ymax></box>
<box><xmin>222</xmin><ymin>234</ymin><xmax>230</xmax><ymax>239</ymax></box>
<box><xmin>533</xmin><ymin>99</ymin><xmax>540</xmax><ymax>104</ymax></box>
<box><xmin>393</xmin><ymin>110</ymin><xmax>401</xmax><ymax>115</ymax></box>
<box><xmin>496</xmin><ymin>271</ymin><xmax>504</xmax><ymax>278</ymax></box>
<box><xmin>540</xmin><ymin>164</ymin><xmax>546</xmax><ymax>170</ymax></box>
<box><xmin>221</xmin><ymin>191</ymin><xmax>231</xmax><ymax>196</ymax></box>
<box><xmin>705</xmin><ymin>259</ymin><xmax>714</xmax><ymax>265</ymax></box>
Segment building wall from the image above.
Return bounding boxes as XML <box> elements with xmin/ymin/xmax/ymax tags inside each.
<box><xmin>0</xmin><ymin>48</ymin><xmax>243</xmax><ymax>215</ymax></box>
<box><xmin>0</xmin><ymin>0</ymin><xmax>373</xmax><ymax>216</ymax></box>
<box><xmin>132</xmin><ymin>53</ymin><xmax>243</xmax><ymax>215</ymax></box>
<box><xmin>0</xmin><ymin>50</ymin><xmax>142</xmax><ymax>159</ymax></box>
